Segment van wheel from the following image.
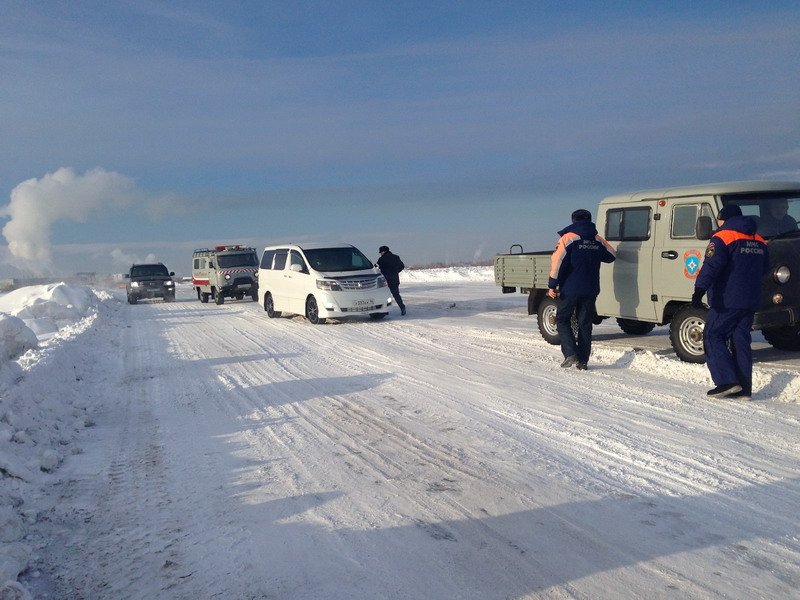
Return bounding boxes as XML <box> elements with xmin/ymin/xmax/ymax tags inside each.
<box><xmin>128</xmin><ymin>295</ymin><xmax>138</xmax><ymax>305</ymax></box>
<box><xmin>264</xmin><ymin>293</ymin><xmax>281</xmax><ymax>318</ymax></box>
<box><xmin>196</xmin><ymin>287</ymin><xmax>201</xmax><ymax>301</ymax></box>
<box><xmin>250</xmin><ymin>289</ymin><xmax>258</xmax><ymax>302</ymax></box>
<box><xmin>669</xmin><ymin>305</ymin><xmax>707</xmax><ymax>363</ymax></box>
<box><xmin>164</xmin><ymin>293</ymin><xmax>175</xmax><ymax>302</ymax></box>
<box><xmin>616</xmin><ymin>318</ymin><xmax>656</xmax><ymax>335</ymax></box>
<box><xmin>762</xmin><ymin>325</ymin><xmax>800</xmax><ymax>350</ymax></box>
<box><xmin>214</xmin><ymin>288</ymin><xmax>224</xmax><ymax>305</ymax></box>
<box><xmin>306</xmin><ymin>296</ymin><xmax>326</xmax><ymax>324</ymax></box>
<box><xmin>201</xmin><ymin>292</ymin><xmax>210</xmax><ymax>303</ymax></box>
<box><xmin>235</xmin><ymin>293</ymin><xmax>244</xmax><ymax>300</ymax></box>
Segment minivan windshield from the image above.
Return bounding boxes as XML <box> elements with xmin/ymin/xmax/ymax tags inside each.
<box><xmin>721</xmin><ymin>192</ymin><xmax>800</xmax><ymax>239</ymax></box>
<box><xmin>303</xmin><ymin>247</ymin><xmax>374</xmax><ymax>272</ymax></box>
<box><xmin>218</xmin><ymin>253</ymin><xmax>258</xmax><ymax>268</ymax></box>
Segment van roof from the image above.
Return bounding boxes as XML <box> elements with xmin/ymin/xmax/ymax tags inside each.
<box><xmin>261</xmin><ymin>243</ymin><xmax>357</xmax><ymax>251</ymax></box>
<box><xmin>601</xmin><ymin>180</ymin><xmax>800</xmax><ymax>205</ymax></box>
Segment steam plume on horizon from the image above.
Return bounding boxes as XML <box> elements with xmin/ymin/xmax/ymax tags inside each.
<box><xmin>0</xmin><ymin>167</ymin><xmax>137</xmax><ymax>274</ymax></box>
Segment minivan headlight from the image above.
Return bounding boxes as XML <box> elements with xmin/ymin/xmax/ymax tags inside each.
<box><xmin>166</xmin><ymin>280</ymin><xmax>175</xmax><ymax>286</ymax></box>
<box><xmin>774</xmin><ymin>266</ymin><xmax>791</xmax><ymax>284</ymax></box>
<box><xmin>131</xmin><ymin>281</ymin><xmax>140</xmax><ymax>288</ymax></box>
<box><xmin>316</xmin><ymin>279</ymin><xmax>342</xmax><ymax>291</ymax></box>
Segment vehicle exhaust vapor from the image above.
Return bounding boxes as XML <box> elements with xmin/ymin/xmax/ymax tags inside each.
<box><xmin>0</xmin><ymin>167</ymin><xmax>136</xmax><ymax>274</ymax></box>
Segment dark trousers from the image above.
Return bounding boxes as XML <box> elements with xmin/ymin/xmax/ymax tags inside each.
<box><xmin>704</xmin><ymin>307</ymin><xmax>755</xmax><ymax>389</ymax></box>
<box><xmin>388</xmin><ymin>283</ymin><xmax>405</xmax><ymax>310</ymax></box>
<box><xmin>557</xmin><ymin>294</ymin><xmax>595</xmax><ymax>362</ymax></box>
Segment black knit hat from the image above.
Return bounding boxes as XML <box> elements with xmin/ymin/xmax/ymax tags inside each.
<box><xmin>571</xmin><ymin>209</ymin><xmax>592</xmax><ymax>222</ymax></box>
<box><xmin>717</xmin><ymin>204</ymin><xmax>742</xmax><ymax>220</ymax></box>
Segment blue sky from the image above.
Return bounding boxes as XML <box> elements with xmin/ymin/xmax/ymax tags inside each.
<box><xmin>0</xmin><ymin>1</ymin><xmax>798</xmax><ymax>277</ymax></box>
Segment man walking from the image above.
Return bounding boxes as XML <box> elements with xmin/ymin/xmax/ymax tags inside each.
<box><xmin>548</xmin><ymin>209</ymin><xmax>616</xmax><ymax>370</ymax></box>
<box><xmin>377</xmin><ymin>245</ymin><xmax>406</xmax><ymax>315</ymax></box>
<box><xmin>692</xmin><ymin>204</ymin><xmax>769</xmax><ymax>398</ymax></box>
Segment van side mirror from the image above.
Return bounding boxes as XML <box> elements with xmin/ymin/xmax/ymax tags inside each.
<box><xmin>124</xmin><ymin>274</ymin><xmax>130</xmax><ymax>279</ymax></box>
<box><xmin>170</xmin><ymin>272</ymin><xmax>175</xmax><ymax>276</ymax></box>
<box><xmin>696</xmin><ymin>216</ymin><xmax>713</xmax><ymax>240</ymax></box>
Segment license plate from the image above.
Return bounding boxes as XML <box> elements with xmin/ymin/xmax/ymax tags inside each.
<box><xmin>353</xmin><ymin>299</ymin><xmax>374</xmax><ymax>306</ymax></box>
<box><xmin>236</xmin><ymin>283</ymin><xmax>252</xmax><ymax>289</ymax></box>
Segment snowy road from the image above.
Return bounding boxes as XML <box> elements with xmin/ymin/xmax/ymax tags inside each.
<box><xmin>20</xmin><ymin>280</ymin><xmax>800</xmax><ymax>599</ymax></box>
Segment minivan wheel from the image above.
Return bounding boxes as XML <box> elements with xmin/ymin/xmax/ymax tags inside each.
<box><xmin>369</xmin><ymin>312</ymin><xmax>388</xmax><ymax>320</ymax></box>
<box><xmin>306</xmin><ymin>296</ymin><xmax>326</xmax><ymax>324</ymax></box>
<box><xmin>265</xmin><ymin>293</ymin><xmax>281</xmax><ymax>318</ymax></box>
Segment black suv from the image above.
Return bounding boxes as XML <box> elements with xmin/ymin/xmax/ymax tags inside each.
<box><xmin>126</xmin><ymin>263</ymin><xmax>176</xmax><ymax>304</ymax></box>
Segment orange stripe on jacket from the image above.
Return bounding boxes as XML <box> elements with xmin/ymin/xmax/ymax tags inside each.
<box><xmin>712</xmin><ymin>229</ymin><xmax>766</xmax><ymax>245</ymax></box>
<box><xmin>549</xmin><ymin>232</ymin><xmax>580</xmax><ymax>280</ymax></box>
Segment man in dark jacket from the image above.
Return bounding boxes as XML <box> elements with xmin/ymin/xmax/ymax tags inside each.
<box><xmin>693</xmin><ymin>204</ymin><xmax>770</xmax><ymax>398</ymax></box>
<box><xmin>548</xmin><ymin>209</ymin><xmax>616</xmax><ymax>370</ymax></box>
<box><xmin>377</xmin><ymin>245</ymin><xmax>406</xmax><ymax>315</ymax></box>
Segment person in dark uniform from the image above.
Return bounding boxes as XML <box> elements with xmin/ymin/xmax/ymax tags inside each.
<box><xmin>692</xmin><ymin>204</ymin><xmax>770</xmax><ymax>398</ymax></box>
<box><xmin>376</xmin><ymin>245</ymin><xmax>406</xmax><ymax>315</ymax></box>
<box><xmin>548</xmin><ymin>209</ymin><xmax>616</xmax><ymax>370</ymax></box>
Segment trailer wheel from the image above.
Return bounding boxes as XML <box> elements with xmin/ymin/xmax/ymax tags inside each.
<box><xmin>669</xmin><ymin>305</ymin><xmax>707</xmax><ymax>363</ymax></box>
<box><xmin>616</xmin><ymin>318</ymin><xmax>656</xmax><ymax>335</ymax></box>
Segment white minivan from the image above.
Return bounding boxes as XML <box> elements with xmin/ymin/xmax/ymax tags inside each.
<box><xmin>258</xmin><ymin>243</ymin><xmax>393</xmax><ymax>323</ymax></box>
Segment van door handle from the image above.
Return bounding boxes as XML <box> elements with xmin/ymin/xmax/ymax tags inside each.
<box><xmin>661</xmin><ymin>251</ymin><xmax>678</xmax><ymax>260</ymax></box>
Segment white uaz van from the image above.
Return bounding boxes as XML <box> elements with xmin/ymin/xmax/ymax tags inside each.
<box><xmin>258</xmin><ymin>243</ymin><xmax>392</xmax><ymax>323</ymax></box>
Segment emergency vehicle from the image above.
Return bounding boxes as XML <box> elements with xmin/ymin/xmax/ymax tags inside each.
<box><xmin>192</xmin><ymin>245</ymin><xmax>259</xmax><ymax>304</ymax></box>
<box><xmin>495</xmin><ymin>181</ymin><xmax>800</xmax><ymax>363</ymax></box>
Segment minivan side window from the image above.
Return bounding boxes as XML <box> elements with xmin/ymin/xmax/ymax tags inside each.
<box><xmin>273</xmin><ymin>250</ymin><xmax>288</xmax><ymax>271</ymax></box>
<box><xmin>605</xmin><ymin>207</ymin><xmax>651</xmax><ymax>241</ymax></box>
<box><xmin>289</xmin><ymin>250</ymin><xmax>308</xmax><ymax>273</ymax></box>
<box><xmin>260</xmin><ymin>250</ymin><xmax>276</xmax><ymax>269</ymax></box>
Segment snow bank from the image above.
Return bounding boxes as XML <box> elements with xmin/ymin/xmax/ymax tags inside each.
<box><xmin>0</xmin><ymin>283</ymin><xmax>104</xmax><ymax>342</ymax></box>
<box><xmin>0</xmin><ymin>283</ymin><xmax>114</xmax><ymax>597</ymax></box>
<box><xmin>402</xmin><ymin>265</ymin><xmax>493</xmax><ymax>282</ymax></box>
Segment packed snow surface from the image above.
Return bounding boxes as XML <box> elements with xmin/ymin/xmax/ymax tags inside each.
<box><xmin>1</xmin><ymin>267</ymin><xmax>798</xmax><ymax>599</ymax></box>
